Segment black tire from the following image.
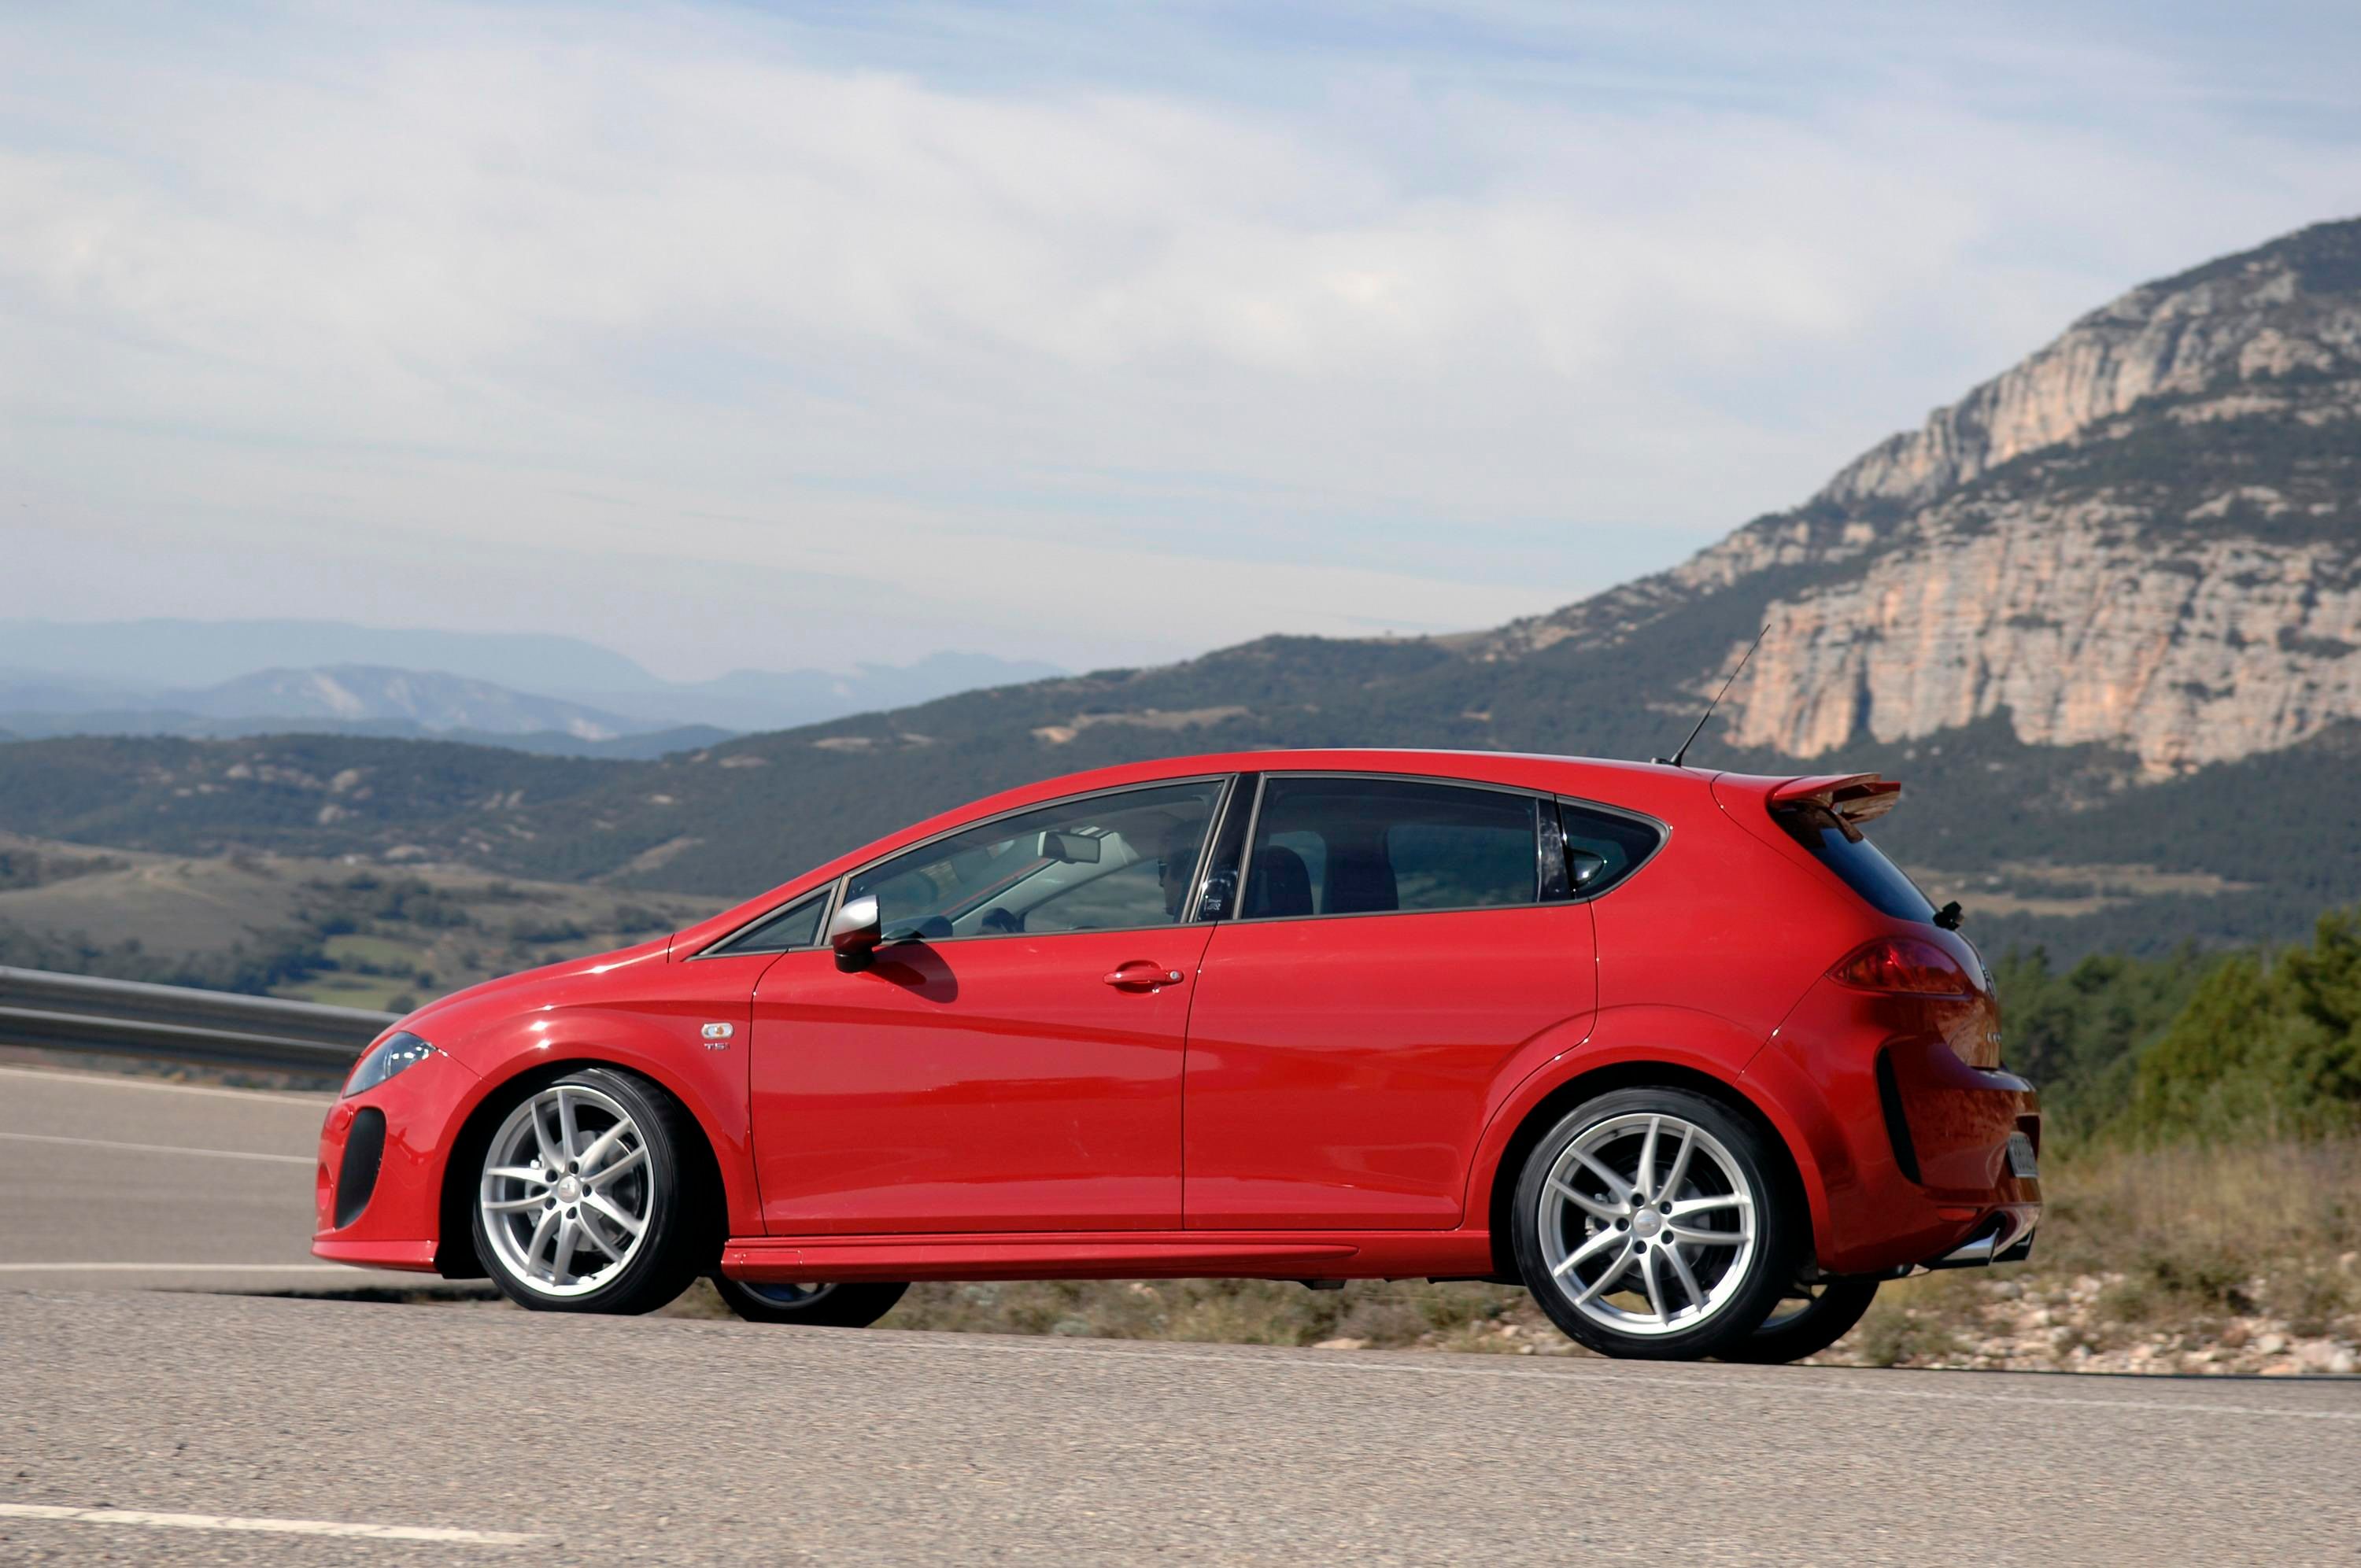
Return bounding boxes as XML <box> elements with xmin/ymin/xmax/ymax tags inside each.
<box><xmin>711</xmin><ymin>1278</ymin><xmax>910</xmax><ymax>1327</ymax></box>
<box><xmin>471</xmin><ymin>1067</ymin><xmax>714</xmax><ymax>1315</ymax></box>
<box><xmin>1511</xmin><ymin>1087</ymin><xmax>1801</xmax><ymax>1361</ymax></box>
<box><xmin>1720</xmin><ymin>1275</ymin><xmax>1880</xmax><ymax>1364</ymax></box>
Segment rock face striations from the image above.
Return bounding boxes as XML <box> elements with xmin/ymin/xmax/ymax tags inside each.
<box><xmin>1485</xmin><ymin>219</ymin><xmax>2361</xmax><ymax>774</ymax></box>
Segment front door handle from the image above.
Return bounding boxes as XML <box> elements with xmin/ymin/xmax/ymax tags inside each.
<box><xmin>1103</xmin><ymin>962</ymin><xmax>1184</xmax><ymax>991</ymax></box>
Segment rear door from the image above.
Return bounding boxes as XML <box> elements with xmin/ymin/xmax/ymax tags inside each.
<box><xmin>1181</xmin><ymin>774</ymin><xmax>1598</xmax><ymax>1230</ymax></box>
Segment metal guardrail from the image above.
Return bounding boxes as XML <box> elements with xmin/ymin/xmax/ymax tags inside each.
<box><xmin>0</xmin><ymin>966</ymin><xmax>397</xmax><ymax>1075</ymax></box>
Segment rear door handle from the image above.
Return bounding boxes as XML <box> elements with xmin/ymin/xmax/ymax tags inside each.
<box><xmin>1103</xmin><ymin>962</ymin><xmax>1184</xmax><ymax>990</ymax></box>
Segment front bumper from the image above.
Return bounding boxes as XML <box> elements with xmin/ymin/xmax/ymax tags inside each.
<box><xmin>311</xmin><ymin>1048</ymin><xmax>477</xmax><ymax>1273</ymax></box>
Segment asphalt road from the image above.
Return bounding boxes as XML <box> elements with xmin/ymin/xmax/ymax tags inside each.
<box><xmin>5</xmin><ymin>1289</ymin><xmax>2359</xmax><ymax>1565</ymax></box>
<box><xmin>0</xmin><ymin>1063</ymin><xmax>408</xmax><ymax>1293</ymax></box>
<box><xmin>2</xmin><ymin>1063</ymin><xmax>2358</xmax><ymax>1563</ymax></box>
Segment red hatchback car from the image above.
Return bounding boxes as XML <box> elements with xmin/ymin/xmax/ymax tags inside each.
<box><xmin>315</xmin><ymin>750</ymin><xmax>2040</xmax><ymax>1361</ymax></box>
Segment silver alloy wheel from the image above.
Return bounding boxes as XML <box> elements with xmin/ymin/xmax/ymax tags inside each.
<box><xmin>479</xmin><ymin>1084</ymin><xmax>655</xmax><ymax>1299</ymax></box>
<box><xmin>1536</xmin><ymin>1111</ymin><xmax>1758</xmax><ymax>1337</ymax></box>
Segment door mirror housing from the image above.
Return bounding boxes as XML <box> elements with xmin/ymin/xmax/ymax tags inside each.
<box><xmin>828</xmin><ymin>894</ymin><xmax>883</xmax><ymax>972</ymax></box>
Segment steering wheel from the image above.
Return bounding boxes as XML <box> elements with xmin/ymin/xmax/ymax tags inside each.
<box><xmin>980</xmin><ymin>906</ymin><xmax>1024</xmax><ymax>935</ymax></box>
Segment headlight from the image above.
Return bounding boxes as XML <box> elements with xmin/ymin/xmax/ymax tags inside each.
<box><xmin>344</xmin><ymin>1031</ymin><xmax>435</xmax><ymax>1098</ymax></box>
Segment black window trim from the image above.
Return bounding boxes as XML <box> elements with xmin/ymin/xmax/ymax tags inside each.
<box><xmin>1230</xmin><ymin>769</ymin><xmax>1565</xmax><ymax>927</ymax></box>
<box><xmin>1554</xmin><ymin>793</ymin><xmax>1672</xmax><ymax>904</ymax></box>
<box><xmin>690</xmin><ymin>773</ymin><xmax>1672</xmax><ymax>955</ymax></box>
<box><xmin>1183</xmin><ymin>769</ymin><xmax>1260</xmax><ymax>924</ymax></box>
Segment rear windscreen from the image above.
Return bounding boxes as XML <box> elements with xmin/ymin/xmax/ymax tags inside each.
<box><xmin>1779</xmin><ymin>806</ymin><xmax>1935</xmax><ymax>921</ymax></box>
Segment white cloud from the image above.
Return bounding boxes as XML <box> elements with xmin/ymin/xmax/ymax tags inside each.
<box><xmin>3</xmin><ymin>2</ymin><xmax>2358</xmax><ymax>677</ymax></box>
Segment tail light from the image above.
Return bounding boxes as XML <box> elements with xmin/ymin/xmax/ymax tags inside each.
<box><xmin>1828</xmin><ymin>935</ymin><xmax>1974</xmax><ymax>998</ymax></box>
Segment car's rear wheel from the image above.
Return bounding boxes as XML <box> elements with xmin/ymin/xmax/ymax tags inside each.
<box><xmin>1720</xmin><ymin>1274</ymin><xmax>1880</xmax><ymax>1363</ymax></box>
<box><xmin>472</xmin><ymin>1068</ymin><xmax>709</xmax><ymax>1314</ymax></box>
<box><xmin>711</xmin><ymin>1278</ymin><xmax>910</xmax><ymax>1327</ymax></box>
<box><xmin>1511</xmin><ymin>1087</ymin><xmax>1800</xmax><ymax>1360</ymax></box>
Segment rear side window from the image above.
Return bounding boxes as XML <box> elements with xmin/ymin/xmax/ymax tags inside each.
<box><xmin>1557</xmin><ymin>802</ymin><xmax>1665</xmax><ymax>898</ymax></box>
<box><xmin>1243</xmin><ymin>777</ymin><xmax>1540</xmax><ymax>919</ymax></box>
<box><xmin>1779</xmin><ymin>806</ymin><xmax>1935</xmax><ymax>921</ymax></box>
<box><xmin>705</xmin><ymin>890</ymin><xmax>829</xmax><ymax>957</ymax></box>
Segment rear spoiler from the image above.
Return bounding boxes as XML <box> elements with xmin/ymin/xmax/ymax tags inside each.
<box><xmin>1766</xmin><ymin>773</ymin><xmax>1901</xmax><ymax>836</ymax></box>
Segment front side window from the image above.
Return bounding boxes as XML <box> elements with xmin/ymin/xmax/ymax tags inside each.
<box><xmin>1241</xmin><ymin>777</ymin><xmax>1541</xmax><ymax>920</ymax></box>
<box><xmin>847</xmin><ymin>779</ymin><xmax>1228</xmax><ymax>942</ymax></box>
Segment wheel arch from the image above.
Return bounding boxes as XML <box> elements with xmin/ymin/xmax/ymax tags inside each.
<box><xmin>1476</xmin><ymin>1057</ymin><xmax>1823</xmax><ymax>1282</ymax></box>
<box><xmin>433</xmin><ymin>1055</ymin><xmax>731</xmax><ymax>1280</ymax></box>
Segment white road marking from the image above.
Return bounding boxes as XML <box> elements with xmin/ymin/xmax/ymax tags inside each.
<box><xmin>0</xmin><ymin>1064</ymin><xmax>331</xmax><ymax>1105</ymax></box>
<box><xmin>0</xmin><ymin>1131</ymin><xmax>312</xmax><ymax>1165</ymax></box>
<box><xmin>0</xmin><ymin>1263</ymin><xmax>363</xmax><ymax>1275</ymax></box>
<box><xmin>0</xmin><ymin>1502</ymin><xmax>542</xmax><ymax>1545</ymax></box>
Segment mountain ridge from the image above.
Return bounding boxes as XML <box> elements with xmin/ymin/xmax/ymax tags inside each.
<box><xmin>4</xmin><ymin>218</ymin><xmax>2358</xmax><ymax>961</ymax></box>
<box><xmin>1466</xmin><ymin>216</ymin><xmax>2361</xmax><ymax>773</ymax></box>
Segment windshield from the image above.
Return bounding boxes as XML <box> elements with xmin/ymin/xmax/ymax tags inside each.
<box><xmin>1778</xmin><ymin>806</ymin><xmax>1936</xmax><ymax>922</ymax></box>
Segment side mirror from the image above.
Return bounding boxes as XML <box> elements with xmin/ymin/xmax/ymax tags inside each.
<box><xmin>828</xmin><ymin>894</ymin><xmax>882</xmax><ymax>972</ymax></box>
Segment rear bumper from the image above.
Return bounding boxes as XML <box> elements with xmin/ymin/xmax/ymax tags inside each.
<box><xmin>1925</xmin><ymin>1206</ymin><xmax>2038</xmax><ymax>1270</ymax></box>
<box><xmin>1750</xmin><ymin>982</ymin><xmax>2043</xmax><ymax>1277</ymax></box>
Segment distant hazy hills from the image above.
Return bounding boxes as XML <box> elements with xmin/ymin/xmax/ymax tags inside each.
<box><xmin>5</xmin><ymin>219</ymin><xmax>2359</xmax><ymax>961</ymax></box>
<box><xmin>0</xmin><ymin>626</ymin><xmax>1062</xmax><ymax>756</ymax></box>
<box><xmin>0</xmin><ymin>620</ymin><xmax>657</xmax><ymax>695</ymax></box>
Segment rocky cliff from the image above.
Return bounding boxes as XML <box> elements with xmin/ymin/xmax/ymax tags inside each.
<box><xmin>1484</xmin><ymin>218</ymin><xmax>2361</xmax><ymax>773</ymax></box>
<box><xmin>11</xmin><ymin>220</ymin><xmax>2361</xmax><ymax>956</ymax></box>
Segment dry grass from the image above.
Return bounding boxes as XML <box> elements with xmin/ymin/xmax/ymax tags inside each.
<box><xmin>1820</xmin><ymin>1135</ymin><xmax>2361</xmax><ymax>1371</ymax></box>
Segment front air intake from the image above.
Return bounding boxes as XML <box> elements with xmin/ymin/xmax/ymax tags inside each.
<box><xmin>334</xmin><ymin>1107</ymin><xmax>386</xmax><ymax>1229</ymax></box>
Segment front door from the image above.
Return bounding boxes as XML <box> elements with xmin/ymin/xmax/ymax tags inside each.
<box><xmin>750</xmin><ymin>777</ymin><xmax>1231</xmax><ymax>1235</ymax></box>
<box><xmin>1181</xmin><ymin>774</ymin><xmax>1598</xmax><ymax>1230</ymax></box>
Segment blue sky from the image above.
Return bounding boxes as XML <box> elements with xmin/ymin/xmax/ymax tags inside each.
<box><xmin>5</xmin><ymin>1</ymin><xmax>2359</xmax><ymax>680</ymax></box>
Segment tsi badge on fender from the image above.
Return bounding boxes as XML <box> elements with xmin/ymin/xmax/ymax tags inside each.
<box><xmin>700</xmin><ymin>1023</ymin><xmax>734</xmax><ymax>1050</ymax></box>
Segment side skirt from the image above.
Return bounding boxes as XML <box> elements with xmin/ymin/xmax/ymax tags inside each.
<box><xmin>722</xmin><ymin>1230</ymin><xmax>1497</xmax><ymax>1284</ymax></box>
<box><xmin>312</xmin><ymin>1238</ymin><xmax>440</xmax><ymax>1272</ymax></box>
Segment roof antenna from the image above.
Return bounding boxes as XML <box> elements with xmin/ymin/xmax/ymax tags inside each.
<box><xmin>1656</xmin><ymin>625</ymin><xmax>1768</xmax><ymax>768</ymax></box>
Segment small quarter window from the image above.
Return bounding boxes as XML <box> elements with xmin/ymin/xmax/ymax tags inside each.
<box><xmin>704</xmin><ymin>890</ymin><xmax>830</xmax><ymax>957</ymax></box>
<box><xmin>1557</xmin><ymin>802</ymin><xmax>1665</xmax><ymax>898</ymax></box>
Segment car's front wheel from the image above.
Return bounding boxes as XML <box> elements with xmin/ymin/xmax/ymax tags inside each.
<box><xmin>710</xmin><ymin>1278</ymin><xmax>910</xmax><ymax>1327</ymax></box>
<box><xmin>472</xmin><ymin>1068</ymin><xmax>710</xmax><ymax>1314</ymax></box>
<box><xmin>1511</xmin><ymin>1087</ymin><xmax>1800</xmax><ymax>1360</ymax></box>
